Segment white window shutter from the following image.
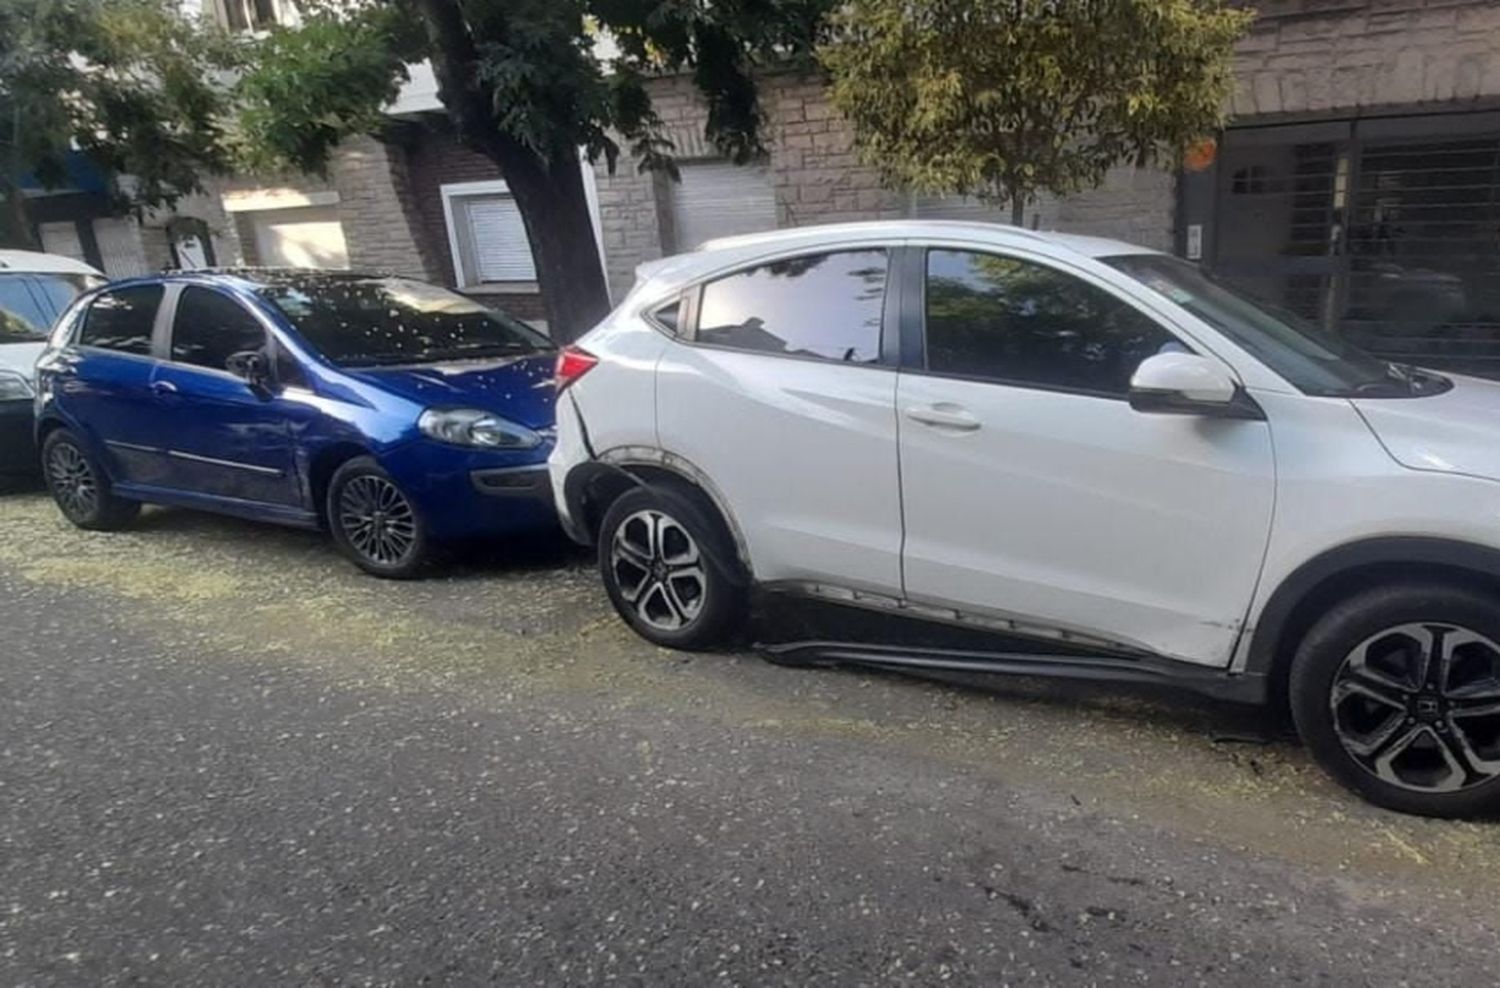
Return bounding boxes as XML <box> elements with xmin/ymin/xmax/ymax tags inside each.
<box><xmin>463</xmin><ymin>196</ymin><xmax>535</xmax><ymax>282</ymax></box>
<box><xmin>92</xmin><ymin>217</ymin><xmax>152</xmax><ymax>277</ymax></box>
<box><xmin>670</xmin><ymin>161</ymin><xmax>778</xmax><ymax>251</ymax></box>
<box><xmin>38</xmin><ymin>222</ymin><xmax>86</xmax><ymax>263</ymax></box>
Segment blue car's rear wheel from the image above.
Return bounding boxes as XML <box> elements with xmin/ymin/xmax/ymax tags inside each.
<box><xmin>42</xmin><ymin>428</ymin><xmax>139</xmax><ymax>531</ymax></box>
<box><xmin>327</xmin><ymin>457</ymin><xmax>430</xmax><ymax>579</ymax></box>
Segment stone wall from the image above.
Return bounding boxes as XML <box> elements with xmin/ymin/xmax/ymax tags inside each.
<box><xmin>401</xmin><ymin>131</ymin><xmax>548</xmax><ymax>321</ymax></box>
<box><xmin>330</xmin><ymin>135</ymin><xmax>443</xmax><ymax>282</ymax></box>
<box><xmin>592</xmin><ymin>72</ymin><xmax>1179</xmax><ymax>295</ymax></box>
<box><xmin>1230</xmin><ymin>0</ymin><xmax>1500</xmax><ymax>118</ymax></box>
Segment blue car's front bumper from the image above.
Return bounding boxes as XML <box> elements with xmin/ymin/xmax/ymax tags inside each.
<box><xmin>379</xmin><ymin>440</ymin><xmax>558</xmax><ymax>541</ymax></box>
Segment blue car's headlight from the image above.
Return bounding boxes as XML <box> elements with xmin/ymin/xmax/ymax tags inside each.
<box><xmin>0</xmin><ymin>370</ymin><xmax>34</xmax><ymax>401</ymax></box>
<box><xmin>418</xmin><ymin>408</ymin><xmax>542</xmax><ymax>449</ymax></box>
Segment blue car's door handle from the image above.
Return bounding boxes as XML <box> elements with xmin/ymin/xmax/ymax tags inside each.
<box><xmin>151</xmin><ymin>380</ymin><xmax>179</xmax><ymax>396</ymax></box>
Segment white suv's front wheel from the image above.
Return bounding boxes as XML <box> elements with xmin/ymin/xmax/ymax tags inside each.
<box><xmin>1291</xmin><ymin>582</ymin><xmax>1500</xmax><ymax>818</ymax></box>
<box><xmin>597</xmin><ymin>482</ymin><xmax>746</xmax><ymax>651</ymax></box>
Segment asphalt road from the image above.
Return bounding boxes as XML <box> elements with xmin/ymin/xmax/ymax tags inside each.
<box><xmin>3</xmin><ymin>491</ymin><xmax>1500</xmax><ymax>986</ymax></box>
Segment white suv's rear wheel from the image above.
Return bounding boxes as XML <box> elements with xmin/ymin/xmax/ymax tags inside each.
<box><xmin>1291</xmin><ymin>582</ymin><xmax>1500</xmax><ymax>818</ymax></box>
<box><xmin>597</xmin><ymin>483</ymin><xmax>746</xmax><ymax>650</ymax></box>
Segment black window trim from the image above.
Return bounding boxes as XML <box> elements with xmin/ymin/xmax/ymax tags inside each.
<box><xmin>160</xmin><ymin>281</ymin><xmax>313</xmax><ymax>391</ymax></box>
<box><xmin>163</xmin><ymin>283</ymin><xmax>271</xmax><ymax>381</ymax></box>
<box><xmin>675</xmin><ymin>245</ymin><xmax>902</xmax><ymax>371</ymax></box>
<box><xmin>643</xmin><ymin>291</ymin><xmax>690</xmax><ymax>338</ymax></box>
<box><xmin>74</xmin><ymin>282</ymin><xmax>170</xmax><ymax>362</ymax></box>
<box><xmin>901</xmin><ymin>242</ymin><xmax>1200</xmax><ymax>403</ymax></box>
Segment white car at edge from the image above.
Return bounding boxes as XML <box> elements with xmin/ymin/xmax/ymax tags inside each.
<box><xmin>0</xmin><ymin>249</ymin><xmax>105</xmax><ymax>480</ymax></box>
<box><xmin>548</xmin><ymin>220</ymin><xmax>1500</xmax><ymax>818</ymax></box>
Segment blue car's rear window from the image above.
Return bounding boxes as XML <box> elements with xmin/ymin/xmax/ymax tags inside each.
<box><xmin>260</xmin><ymin>274</ymin><xmax>552</xmax><ymax>367</ymax></box>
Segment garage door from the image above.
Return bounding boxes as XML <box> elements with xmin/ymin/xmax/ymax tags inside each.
<box><xmin>669</xmin><ymin>161</ymin><xmax>778</xmax><ymax>252</ymax></box>
<box><xmin>1211</xmin><ymin>112</ymin><xmax>1500</xmax><ymax>377</ymax></box>
<box><xmin>92</xmin><ymin>217</ymin><xmax>151</xmax><ymax>278</ymax></box>
<box><xmin>251</xmin><ymin>205</ymin><xmax>349</xmax><ymax>269</ymax></box>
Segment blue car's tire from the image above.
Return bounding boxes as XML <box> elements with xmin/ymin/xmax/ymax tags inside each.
<box><xmin>327</xmin><ymin>457</ymin><xmax>431</xmax><ymax>579</ymax></box>
<box><xmin>42</xmin><ymin>428</ymin><xmax>139</xmax><ymax>531</ymax></box>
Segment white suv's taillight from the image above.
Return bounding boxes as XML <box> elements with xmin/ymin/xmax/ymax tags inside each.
<box><xmin>555</xmin><ymin>345</ymin><xmax>599</xmax><ymax>391</ymax></box>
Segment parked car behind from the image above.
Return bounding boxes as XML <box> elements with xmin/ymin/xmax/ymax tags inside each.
<box><xmin>550</xmin><ymin>219</ymin><xmax>1500</xmax><ymax>819</ymax></box>
<box><xmin>0</xmin><ymin>250</ymin><xmax>105</xmax><ymax>479</ymax></box>
<box><xmin>35</xmin><ymin>270</ymin><xmax>557</xmax><ymax>576</ymax></box>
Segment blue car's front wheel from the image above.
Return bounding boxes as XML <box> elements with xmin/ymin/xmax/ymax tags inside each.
<box><xmin>327</xmin><ymin>457</ymin><xmax>430</xmax><ymax>579</ymax></box>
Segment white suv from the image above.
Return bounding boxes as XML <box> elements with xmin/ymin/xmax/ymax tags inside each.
<box><xmin>548</xmin><ymin>220</ymin><xmax>1500</xmax><ymax>818</ymax></box>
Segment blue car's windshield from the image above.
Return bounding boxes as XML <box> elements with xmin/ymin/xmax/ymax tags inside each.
<box><xmin>259</xmin><ymin>275</ymin><xmax>552</xmax><ymax>367</ymax></box>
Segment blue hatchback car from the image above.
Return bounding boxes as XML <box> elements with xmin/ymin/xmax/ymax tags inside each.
<box><xmin>34</xmin><ymin>270</ymin><xmax>559</xmax><ymax>577</ymax></box>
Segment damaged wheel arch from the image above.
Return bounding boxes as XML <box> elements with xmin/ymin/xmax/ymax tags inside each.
<box><xmin>562</xmin><ymin>451</ymin><xmax>755</xmax><ymax>585</ymax></box>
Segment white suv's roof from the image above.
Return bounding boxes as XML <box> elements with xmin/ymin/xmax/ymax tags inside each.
<box><xmin>700</xmin><ymin>220</ymin><xmax>1152</xmax><ymax>258</ymax></box>
<box><xmin>634</xmin><ymin>220</ymin><xmax>1161</xmax><ymax>294</ymax></box>
<box><xmin>0</xmin><ymin>248</ymin><xmax>104</xmax><ymax>277</ymax></box>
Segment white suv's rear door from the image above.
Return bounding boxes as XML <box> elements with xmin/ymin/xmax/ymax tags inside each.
<box><xmin>896</xmin><ymin>246</ymin><xmax>1275</xmax><ymax>666</ymax></box>
<box><xmin>656</xmin><ymin>246</ymin><xmax>903</xmax><ymax>593</ymax></box>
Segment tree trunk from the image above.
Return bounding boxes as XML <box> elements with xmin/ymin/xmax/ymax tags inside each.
<box><xmin>494</xmin><ymin>149</ymin><xmax>613</xmax><ymax>344</ymax></box>
<box><xmin>410</xmin><ymin>0</ymin><xmax>612</xmax><ymax>343</ymax></box>
<box><xmin>1009</xmin><ymin>194</ymin><xmax>1025</xmax><ymax>227</ymax></box>
<box><xmin>0</xmin><ymin>177</ymin><xmax>37</xmax><ymax>250</ymax></box>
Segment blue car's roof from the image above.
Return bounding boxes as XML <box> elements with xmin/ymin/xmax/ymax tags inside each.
<box><xmin>109</xmin><ymin>268</ymin><xmax>397</xmax><ymax>294</ymax></box>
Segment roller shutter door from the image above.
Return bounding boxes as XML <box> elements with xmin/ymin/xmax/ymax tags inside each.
<box><xmin>669</xmin><ymin>161</ymin><xmax>778</xmax><ymax>251</ymax></box>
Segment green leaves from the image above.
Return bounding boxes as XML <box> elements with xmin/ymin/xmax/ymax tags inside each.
<box><xmin>234</xmin><ymin>0</ymin><xmax>837</xmax><ymax>179</ymax></box>
<box><xmin>821</xmin><ymin>0</ymin><xmax>1253</xmax><ymax>214</ymax></box>
<box><xmin>0</xmin><ymin>0</ymin><xmax>239</xmax><ymax>211</ymax></box>
<box><xmin>232</xmin><ymin>5</ymin><xmax>416</xmax><ymax>175</ymax></box>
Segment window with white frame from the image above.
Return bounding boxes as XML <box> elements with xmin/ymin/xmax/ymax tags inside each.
<box><xmin>214</xmin><ymin>0</ymin><xmax>292</xmax><ymax>32</ymax></box>
<box><xmin>441</xmin><ymin>181</ymin><xmax>538</xmax><ymax>288</ymax></box>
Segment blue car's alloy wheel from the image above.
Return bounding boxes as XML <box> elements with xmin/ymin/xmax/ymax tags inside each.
<box><xmin>41</xmin><ymin>428</ymin><xmax>139</xmax><ymax>531</ymax></box>
<box><xmin>338</xmin><ymin>475</ymin><xmax>418</xmax><ymax>567</ymax></box>
<box><xmin>46</xmin><ymin>441</ymin><xmax>97</xmax><ymax>520</ymax></box>
<box><xmin>327</xmin><ymin>457</ymin><xmax>430</xmax><ymax>579</ymax></box>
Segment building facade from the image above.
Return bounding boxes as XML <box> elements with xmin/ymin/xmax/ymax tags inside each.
<box><xmin>26</xmin><ymin>0</ymin><xmax>1500</xmax><ymax>373</ymax></box>
<box><xmin>1184</xmin><ymin>0</ymin><xmax>1500</xmax><ymax>373</ymax></box>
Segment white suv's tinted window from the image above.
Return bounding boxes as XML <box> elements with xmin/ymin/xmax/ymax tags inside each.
<box><xmin>696</xmin><ymin>250</ymin><xmax>887</xmax><ymax>363</ymax></box>
<box><xmin>171</xmin><ymin>286</ymin><xmax>266</xmax><ymax>371</ymax></box>
<box><xmin>79</xmin><ymin>285</ymin><xmax>163</xmax><ymax>356</ymax></box>
<box><xmin>925</xmin><ymin>250</ymin><xmax>1180</xmax><ymax>397</ymax></box>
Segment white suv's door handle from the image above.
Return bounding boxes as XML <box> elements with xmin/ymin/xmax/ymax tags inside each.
<box><xmin>904</xmin><ymin>403</ymin><xmax>981</xmax><ymax>432</ymax></box>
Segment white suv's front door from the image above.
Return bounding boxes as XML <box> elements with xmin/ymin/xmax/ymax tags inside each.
<box><xmin>897</xmin><ymin>247</ymin><xmax>1275</xmax><ymax>667</ymax></box>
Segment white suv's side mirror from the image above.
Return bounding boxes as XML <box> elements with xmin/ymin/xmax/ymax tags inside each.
<box><xmin>1129</xmin><ymin>352</ymin><xmax>1263</xmax><ymax>420</ymax></box>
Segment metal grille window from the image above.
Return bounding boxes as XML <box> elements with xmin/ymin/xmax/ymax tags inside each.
<box><xmin>1209</xmin><ymin>113</ymin><xmax>1500</xmax><ymax>378</ymax></box>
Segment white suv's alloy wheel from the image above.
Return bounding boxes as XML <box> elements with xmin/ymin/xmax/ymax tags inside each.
<box><xmin>1331</xmin><ymin>622</ymin><xmax>1500</xmax><ymax>793</ymax></box>
<box><xmin>609</xmin><ymin>509</ymin><xmax>708</xmax><ymax>631</ymax></box>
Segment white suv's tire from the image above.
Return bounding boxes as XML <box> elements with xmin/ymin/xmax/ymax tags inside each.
<box><xmin>597</xmin><ymin>482</ymin><xmax>747</xmax><ymax>651</ymax></box>
<box><xmin>1290</xmin><ymin>582</ymin><xmax>1500</xmax><ymax>818</ymax></box>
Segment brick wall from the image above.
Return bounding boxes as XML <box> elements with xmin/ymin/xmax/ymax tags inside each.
<box><xmin>212</xmin><ymin>137</ymin><xmax>441</xmax><ymax>279</ymax></box>
<box><xmin>401</xmin><ymin>131</ymin><xmax>547</xmax><ymax>322</ymax></box>
<box><xmin>144</xmin><ymin>190</ymin><xmax>243</xmax><ymax>269</ymax></box>
<box><xmin>1230</xmin><ymin>0</ymin><xmax>1500</xmax><ymax>118</ymax></box>
<box><xmin>1055</xmin><ymin>165</ymin><xmax>1177</xmax><ymax>252</ymax></box>
<box><xmin>593</xmin><ymin>72</ymin><xmax>1178</xmax><ymax>295</ymax></box>
<box><xmin>331</xmin><ymin>135</ymin><xmax>443</xmax><ymax>281</ymax></box>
